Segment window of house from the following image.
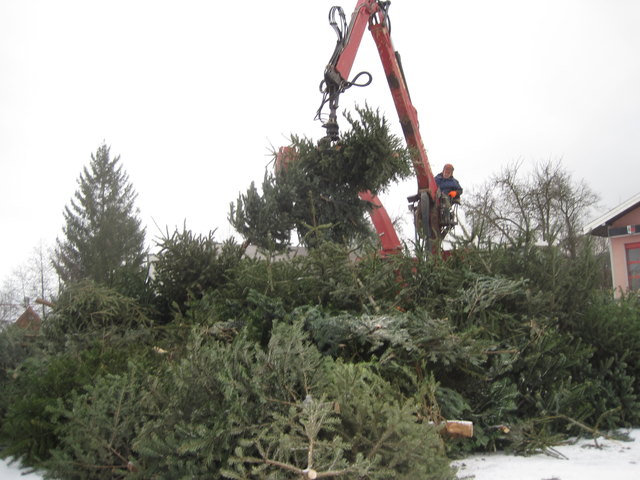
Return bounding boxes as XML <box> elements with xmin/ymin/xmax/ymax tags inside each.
<box><xmin>626</xmin><ymin>242</ymin><xmax>640</xmax><ymax>291</ymax></box>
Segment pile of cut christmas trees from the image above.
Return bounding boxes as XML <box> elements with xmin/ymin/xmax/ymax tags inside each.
<box><xmin>1</xmin><ymin>106</ymin><xmax>638</xmax><ymax>480</ymax></box>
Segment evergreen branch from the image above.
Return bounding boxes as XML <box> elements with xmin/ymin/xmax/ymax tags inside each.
<box><xmin>315</xmin><ymin>467</ymin><xmax>356</xmax><ymax>478</ymax></box>
<box><xmin>547</xmin><ymin>409</ymin><xmax>622</xmax><ymax>446</ymax></box>
<box><xmin>261</xmin><ymin>457</ymin><xmax>304</xmax><ymax>475</ymax></box>
<box><xmin>249</xmin><ymin>455</ymin><xmax>354</xmax><ymax>479</ymax></box>
<box><xmin>366</xmin><ymin>423</ymin><xmax>394</xmax><ymax>461</ymax></box>
<box><xmin>64</xmin><ymin>460</ymin><xmax>129</xmax><ymax>471</ymax></box>
<box><xmin>483</xmin><ymin>349</ymin><xmax>519</xmax><ymax>355</ymax></box>
<box><xmin>108</xmin><ymin>373</ymin><xmax>129</xmax><ymax>451</ymax></box>
<box><xmin>265</xmin><ymin>396</ymin><xmax>298</xmax><ymax>407</ymax></box>
<box><xmin>307</xmin><ymin>434</ymin><xmax>315</xmax><ymax>472</ymax></box>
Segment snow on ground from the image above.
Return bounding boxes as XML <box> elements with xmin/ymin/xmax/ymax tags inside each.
<box><xmin>453</xmin><ymin>429</ymin><xmax>640</xmax><ymax>480</ymax></box>
<box><xmin>0</xmin><ymin>458</ymin><xmax>44</xmax><ymax>480</ymax></box>
<box><xmin>1</xmin><ymin>430</ymin><xmax>638</xmax><ymax>479</ymax></box>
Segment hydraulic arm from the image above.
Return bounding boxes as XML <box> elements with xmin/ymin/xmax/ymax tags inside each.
<box><xmin>316</xmin><ymin>0</ymin><xmax>448</xmax><ymax>251</ymax></box>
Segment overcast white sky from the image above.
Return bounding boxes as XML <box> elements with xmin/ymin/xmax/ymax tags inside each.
<box><xmin>1</xmin><ymin>0</ymin><xmax>639</xmax><ymax>282</ymax></box>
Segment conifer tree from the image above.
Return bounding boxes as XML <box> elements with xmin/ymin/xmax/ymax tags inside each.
<box><xmin>53</xmin><ymin>144</ymin><xmax>147</xmax><ymax>288</ymax></box>
<box><xmin>230</xmin><ymin>105</ymin><xmax>412</xmax><ymax>250</ymax></box>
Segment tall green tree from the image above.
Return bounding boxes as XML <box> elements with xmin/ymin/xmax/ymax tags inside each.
<box><xmin>230</xmin><ymin>105</ymin><xmax>412</xmax><ymax>250</ymax></box>
<box><xmin>53</xmin><ymin>144</ymin><xmax>147</xmax><ymax>289</ymax></box>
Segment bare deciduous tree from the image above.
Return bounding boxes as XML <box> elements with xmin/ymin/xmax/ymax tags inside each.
<box><xmin>0</xmin><ymin>240</ymin><xmax>59</xmax><ymax>323</ymax></box>
<box><xmin>457</xmin><ymin>159</ymin><xmax>599</xmax><ymax>257</ymax></box>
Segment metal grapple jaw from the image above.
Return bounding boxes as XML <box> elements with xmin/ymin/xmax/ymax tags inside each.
<box><xmin>322</xmin><ymin>116</ymin><xmax>340</xmax><ymax>142</ymax></box>
<box><xmin>321</xmin><ymin>80</ymin><xmax>342</xmax><ymax>142</ymax></box>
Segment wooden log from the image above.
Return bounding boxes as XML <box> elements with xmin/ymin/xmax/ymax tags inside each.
<box><xmin>441</xmin><ymin>420</ymin><xmax>473</xmax><ymax>438</ymax></box>
<box><xmin>35</xmin><ymin>297</ymin><xmax>56</xmax><ymax>308</ymax></box>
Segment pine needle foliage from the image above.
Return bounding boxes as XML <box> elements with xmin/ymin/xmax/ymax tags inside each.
<box><xmin>0</xmin><ymin>348</ymin><xmax>130</xmax><ymax>466</ymax></box>
<box><xmin>152</xmin><ymin>226</ymin><xmax>244</xmax><ymax>321</ymax></box>
<box><xmin>322</xmin><ymin>361</ymin><xmax>453</xmax><ymax>480</ymax></box>
<box><xmin>180</xmin><ymin>241</ymin><xmax>400</xmax><ymax>347</ymax></box>
<box><xmin>43</xmin><ymin>365</ymin><xmax>155</xmax><ymax>480</ymax></box>
<box><xmin>569</xmin><ymin>292</ymin><xmax>640</xmax><ymax>427</ymax></box>
<box><xmin>128</xmin><ymin>321</ymin><xmax>454</xmax><ymax>479</ymax></box>
<box><xmin>221</xmin><ymin>323</ymin><xmax>454</xmax><ymax>480</ymax></box>
<box><xmin>0</xmin><ymin>325</ymin><xmax>39</xmax><ymax>384</ymax></box>
<box><xmin>131</xmin><ymin>321</ymin><xmax>330</xmax><ymax>478</ymax></box>
<box><xmin>222</xmin><ymin>395</ymin><xmax>359</xmax><ymax>480</ymax></box>
<box><xmin>228</xmin><ymin>176</ymin><xmax>295</xmax><ymax>251</ymax></box>
<box><xmin>53</xmin><ymin>144</ymin><xmax>147</xmax><ymax>291</ymax></box>
<box><xmin>42</xmin><ymin>280</ymin><xmax>152</xmax><ymax>352</ymax></box>
<box><xmin>230</xmin><ymin>105</ymin><xmax>412</xmax><ymax>249</ymax></box>
<box><xmin>0</xmin><ymin>281</ymin><xmax>159</xmax><ymax>468</ymax></box>
<box><xmin>302</xmin><ymin>307</ymin><xmax>487</xmax><ymax>370</ymax></box>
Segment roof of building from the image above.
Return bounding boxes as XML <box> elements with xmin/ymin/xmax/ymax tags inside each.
<box><xmin>15</xmin><ymin>306</ymin><xmax>42</xmax><ymax>331</ymax></box>
<box><xmin>584</xmin><ymin>191</ymin><xmax>640</xmax><ymax>237</ymax></box>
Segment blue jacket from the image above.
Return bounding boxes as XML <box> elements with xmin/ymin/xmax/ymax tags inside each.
<box><xmin>435</xmin><ymin>173</ymin><xmax>463</xmax><ymax>196</ymax></box>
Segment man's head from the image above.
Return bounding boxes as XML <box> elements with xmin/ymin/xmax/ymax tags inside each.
<box><xmin>442</xmin><ymin>163</ymin><xmax>454</xmax><ymax>178</ymax></box>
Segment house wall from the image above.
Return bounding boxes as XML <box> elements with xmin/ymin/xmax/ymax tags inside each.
<box><xmin>609</xmin><ymin>208</ymin><xmax>640</xmax><ymax>297</ymax></box>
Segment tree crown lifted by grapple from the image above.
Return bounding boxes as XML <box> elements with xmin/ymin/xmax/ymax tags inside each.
<box><xmin>279</xmin><ymin>0</ymin><xmax>459</xmax><ymax>255</ymax></box>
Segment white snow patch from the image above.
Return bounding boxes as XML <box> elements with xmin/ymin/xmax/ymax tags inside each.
<box><xmin>454</xmin><ymin>429</ymin><xmax>640</xmax><ymax>480</ymax></box>
<box><xmin>0</xmin><ymin>457</ymin><xmax>44</xmax><ymax>479</ymax></box>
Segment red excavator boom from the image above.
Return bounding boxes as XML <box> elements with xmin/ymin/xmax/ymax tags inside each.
<box><xmin>316</xmin><ymin>0</ymin><xmax>450</xmax><ymax>252</ymax></box>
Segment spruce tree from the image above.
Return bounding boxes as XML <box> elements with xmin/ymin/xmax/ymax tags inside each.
<box><xmin>53</xmin><ymin>144</ymin><xmax>147</xmax><ymax>289</ymax></box>
<box><xmin>230</xmin><ymin>105</ymin><xmax>412</xmax><ymax>250</ymax></box>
